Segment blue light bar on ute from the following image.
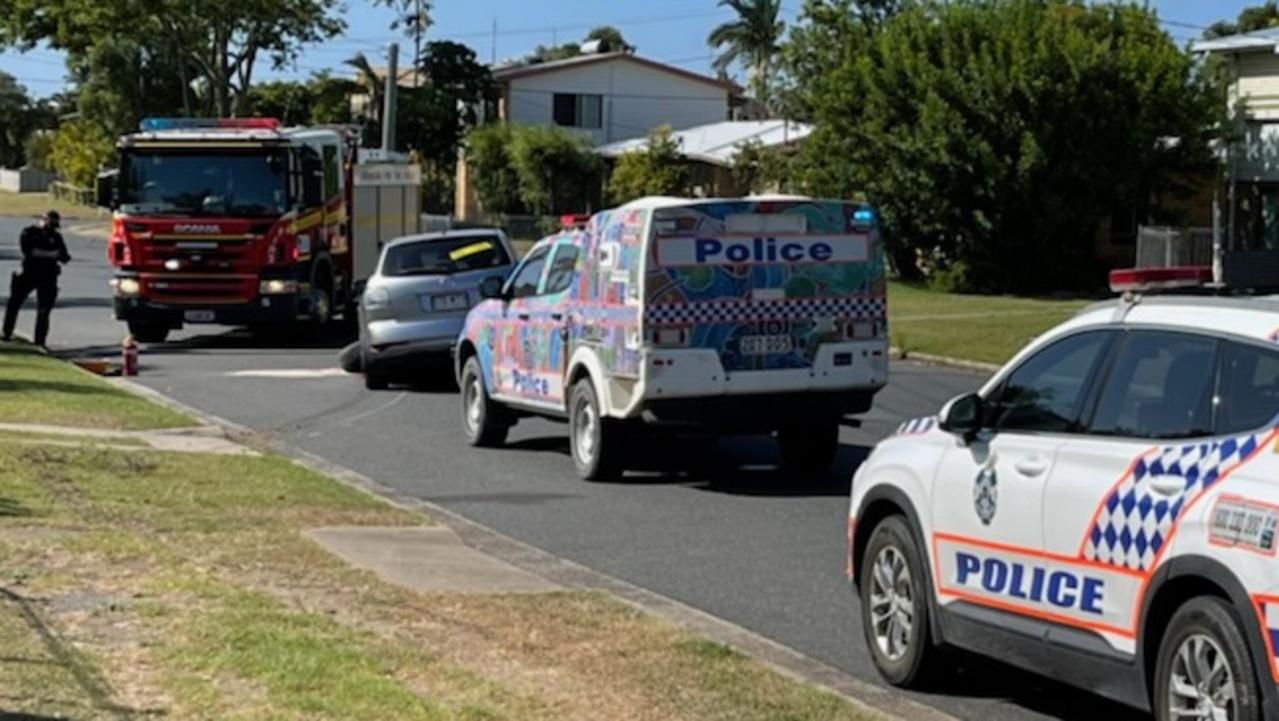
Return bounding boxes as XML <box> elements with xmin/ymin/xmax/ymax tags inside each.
<box><xmin>853</xmin><ymin>207</ymin><xmax>876</xmax><ymax>225</ymax></box>
<box><xmin>139</xmin><ymin>117</ymin><xmax>281</xmax><ymax>131</ymax></box>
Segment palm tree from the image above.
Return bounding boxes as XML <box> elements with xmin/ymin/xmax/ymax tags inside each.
<box><xmin>345</xmin><ymin>52</ymin><xmax>385</xmax><ymax>128</ymax></box>
<box><xmin>707</xmin><ymin>0</ymin><xmax>784</xmax><ymax>111</ymax></box>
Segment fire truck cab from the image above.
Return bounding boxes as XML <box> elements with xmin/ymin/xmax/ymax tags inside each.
<box><xmin>99</xmin><ymin>118</ymin><xmax>365</xmax><ymax>343</ymax></box>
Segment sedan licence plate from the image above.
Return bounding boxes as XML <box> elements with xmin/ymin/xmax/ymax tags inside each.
<box><xmin>425</xmin><ymin>292</ymin><xmax>469</xmax><ymax>312</ymax></box>
<box><xmin>183</xmin><ymin>310</ymin><xmax>215</xmax><ymax>322</ymax></box>
<box><xmin>740</xmin><ymin>334</ymin><xmax>793</xmax><ymax>355</ymax></box>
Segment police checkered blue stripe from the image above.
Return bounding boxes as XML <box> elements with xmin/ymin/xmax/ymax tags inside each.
<box><xmin>896</xmin><ymin>416</ymin><xmax>936</xmax><ymax>436</ymax></box>
<box><xmin>644</xmin><ymin>296</ymin><xmax>886</xmax><ymax>325</ymax></box>
<box><xmin>1084</xmin><ymin>430</ymin><xmax>1269</xmax><ymax>571</ymax></box>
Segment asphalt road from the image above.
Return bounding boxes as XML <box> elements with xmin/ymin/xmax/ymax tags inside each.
<box><xmin>1</xmin><ymin>217</ymin><xmax>1147</xmax><ymax>721</ymax></box>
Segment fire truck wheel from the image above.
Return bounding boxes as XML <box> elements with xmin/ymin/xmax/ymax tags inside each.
<box><xmin>126</xmin><ymin>321</ymin><xmax>169</xmax><ymax>344</ymax></box>
<box><xmin>461</xmin><ymin>357</ymin><xmax>509</xmax><ymax>447</ymax></box>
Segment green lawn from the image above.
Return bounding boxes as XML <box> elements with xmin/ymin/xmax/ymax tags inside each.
<box><xmin>0</xmin><ymin>190</ymin><xmax>106</xmax><ymax>221</ymax></box>
<box><xmin>0</xmin><ymin>343</ymin><xmax>192</xmax><ymax>429</ymax></box>
<box><xmin>888</xmin><ymin>281</ymin><xmax>1092</xmax><ymax>365</ymax></box>
<box><xmin>0</xmin><ymin>354</ymin><xmax>882</xmax><ymax>721</ymax></box>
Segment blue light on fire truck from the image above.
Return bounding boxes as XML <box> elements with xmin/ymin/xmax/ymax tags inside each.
<box><xmin>140</xmin><ymin>117</ymin><xmax>281</xmax><ymax>132</ymax></box>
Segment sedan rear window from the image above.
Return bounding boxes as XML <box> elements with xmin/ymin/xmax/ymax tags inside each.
<box><xmin>382</xmin><ymin>235</ymin><xmax>510</xmax><ymax>277</ymax></box>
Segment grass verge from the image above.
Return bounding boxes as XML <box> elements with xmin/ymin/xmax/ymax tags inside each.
<box><xmin>0</xmin><ymin>361</ymin><xmax>881</xmax><ymax>721</ymax></box>
<box><xmin>0</xmin><ymin>189</ymin><xmax>106</xmax><ymax>221</ymax></box>
<box><xmin>0</xmin><ymin>344</ymin><xmax>192</xmax><ymax>429</ymax></box>
<box><xmin>888</xmin><ymin>281</ymin><xmax>1091</xmax><ymax>365</ymax></box>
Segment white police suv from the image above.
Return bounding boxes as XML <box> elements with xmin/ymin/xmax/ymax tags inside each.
<box><xmin>850</xmin><ymin>280</ymin><xmax>1279</xmax><ymax>721</ymax></box>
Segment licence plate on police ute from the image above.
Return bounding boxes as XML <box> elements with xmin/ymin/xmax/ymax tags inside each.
<box><xmin>426</xmin><ymin>292</ymin><xmax>469</xmax><ymax>312</ymax></box>
<box><xmin>740</xmin><ymin>334</ymin><xmax>793</xmax><ymax>355</ymax></box>
<box><xmin>183</xmin><ymin>310</ymin><xmax>215</xmax><ymax>322</ymax></box>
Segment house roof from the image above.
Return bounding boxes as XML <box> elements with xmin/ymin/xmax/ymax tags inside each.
<box><xmin>595</xmin><ymin>120</ymin><xmax>813</xmax><ymax>168</ymax></box>
<box><xmin>1192</xmin><ymin>27</ymin><xmax>1279</xmax><ymax>54</ymax></box>
<box><xmin>493</xmin><ymin>52</ymin><xmax>739</xmax><ymax>93</ymax></box>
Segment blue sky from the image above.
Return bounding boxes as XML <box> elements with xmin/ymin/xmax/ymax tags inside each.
<box><xmin>0</xmin><ymin>0</ymin><xmax>1256</xmax><ymax>99</ymax></box>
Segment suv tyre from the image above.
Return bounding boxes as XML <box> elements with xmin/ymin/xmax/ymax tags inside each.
<box><xmin>1154</xmin><ymin>597</ymin><xmax>1260</xmax><ymax>721</ymax></box>
<box><xmin>860</xmin><ymin>515</ymin><xmax>937</xmax><ymax>687</ymax></box>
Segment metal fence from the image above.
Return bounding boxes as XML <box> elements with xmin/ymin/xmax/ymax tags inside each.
<box><xmin>48</xmin><ymin>180</ymin><xmax>94</xmax><ymax>207</ymax></box>
<box><xmin>1135</xmin><ymin>225</ymin><xmax>1214</xmax><ymax>268</ymax></box>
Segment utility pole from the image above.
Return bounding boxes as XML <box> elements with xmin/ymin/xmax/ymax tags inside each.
<box><xmin>414</xmin><ymin>0</ymin><xmax>422</xmax><ymax>88</ymax></box>
<box><xmin>491</xmin><ymin>17</ymin><xmax>497</xmax><ymax>64</ymax></box>
<box><xmin>382</xmin><ymin>43</ymin><xmax>399</xmax><ymax>153</ymax></box>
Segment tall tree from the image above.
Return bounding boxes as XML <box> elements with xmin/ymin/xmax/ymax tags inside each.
<box><xmin>72</xmin><ymin>40</ymin><xmax>188</xmax><ymax>135</ymax></box>
<box><xmin>346</xmin><ymin>51</ymin><xmax>385</xmax><ymax>142</ymax></box>
<box><xmin>585</xmin><ymin>25</ymin><xmax>633</xmax><ymax>52</ymax></box>
<box><xmin>0</xmin><ymin>72</ymin><xmax>35</xmax><ymax>168</ymax></box>
<box><xmin>779</xmin><ymin>0</ymin><xmax>903</xmax><ymax>119</ymax></box>
<box><xmin>1204</xmin><ymin>1</ymin><xmax>1279</xmax><ymax>39</ymax></box>
<box><xmin>707</xmin><ymin>0</ymin><xmax>785</xmax><ymax>109</ymax></box>
<box><xmin>794</xmin><ymin>0</ymin><xmax>1223</xmax><ymax>292</ymax></box>
<box><xmin>373</xmin><ymin>0</ymin><xmax>432</xmax><ymax>86</ymax></box>
<box><xmin>0</xmin><ymin>0</ymin><xmax>345</xmax><ymax>117</ymax></box>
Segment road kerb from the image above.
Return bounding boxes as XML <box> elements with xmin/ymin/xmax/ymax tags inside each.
<box><xmin>108</xmin><ymin>376</ymin><xmax>958</xmax><ymax>721</ymax></box>
<box><xmin>889</xmin><ymin>346</ymin><xmax>1001</xmax><ymax>374</ymax></box>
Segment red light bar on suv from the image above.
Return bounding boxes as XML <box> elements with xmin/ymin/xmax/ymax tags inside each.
<box><xmin>560</xmin><ymin>214</ymin><xmax>591</xmax><ymax>229</ymax></box>
<box><xmin>1109</xmin><ymin>266</ymin><xmax>1213</xmax><ymax>293</ymax></box>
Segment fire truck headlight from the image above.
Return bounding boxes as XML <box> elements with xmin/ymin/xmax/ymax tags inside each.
<box><xmin>111</xmin><ymin>277</ymin><xmax>141</xmax><ymax>296</ymax></box>
<box><xmin>259</xmin><ymin>279</ymin><xmax>299</xmax><ymax>295</ymax></box>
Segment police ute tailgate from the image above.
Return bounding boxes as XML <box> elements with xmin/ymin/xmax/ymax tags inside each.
<box><xmin>642</xmin><ymin>199</ymin><xmax>887</xmax><ymax>395</ymax></box>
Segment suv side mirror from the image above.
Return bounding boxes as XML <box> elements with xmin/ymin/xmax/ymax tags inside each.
<box><xmin>479</xmin><ymin>276</ymin><xmax>505</xmax><ymax>300</ymax></box>
<box><xmin>938</xmin><ymin>392</ymin><xmax>983</xmax><ymax>441</ymax></box>
<box><xmin>95</xmin><ymin>170</ymin><xmax>118</xmax><ymax>210</ymax></box>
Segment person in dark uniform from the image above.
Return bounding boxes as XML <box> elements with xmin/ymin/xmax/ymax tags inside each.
<box><xmin>3</xmin><ymin>210</ymin><xmax>70</xmax><ymax>347</ymax></box>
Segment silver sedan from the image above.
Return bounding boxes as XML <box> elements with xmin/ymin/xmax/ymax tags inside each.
<box><xmin>358</xmin><ymin>229</ymin><xmax>515</xmax><ymax>389</ymax></box>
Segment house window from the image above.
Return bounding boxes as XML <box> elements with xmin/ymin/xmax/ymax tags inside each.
<box><xmin>553</xmin><ymin>93</ymin><xmax>602</xmax><ymax>129</ymax></box>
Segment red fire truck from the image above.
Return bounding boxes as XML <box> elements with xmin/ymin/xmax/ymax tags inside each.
<box><xmin>97</xmin><ymin>117</ymin><xmax>419</xmax><ymax>342</ymax></box>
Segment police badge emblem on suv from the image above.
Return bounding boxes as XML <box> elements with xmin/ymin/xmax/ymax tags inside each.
<box><xmin>849</xmin><ymin>293</ymin><xmax>1279</xmax><ymax>721</ymax></box>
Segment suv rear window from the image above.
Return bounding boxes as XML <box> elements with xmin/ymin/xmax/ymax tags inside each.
<box><xmin>382</xmin><ymin>235</ymin><xmax>510</xmax><ymax>277</ymax></box>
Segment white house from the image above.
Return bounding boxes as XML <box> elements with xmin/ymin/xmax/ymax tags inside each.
<box><xmin>491</xmin><ymin>51</ymin><xmax>739</xmax><ymax>145</ymax></box>
<box><xmin>1194</xmin><ymin>28</ymin><xmax>1279</xmax><ymax>251</ymax></box>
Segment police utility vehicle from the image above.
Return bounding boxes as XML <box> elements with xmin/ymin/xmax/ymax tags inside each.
<box><xmin>456</xmin><ymin>196</ymin><xmax>888</xmax><ymax>480</ymax></box>
<box><xmin>851</xmin><ymin>266</ymin><xmax>1279</xmax><ymax>721</ymax></box>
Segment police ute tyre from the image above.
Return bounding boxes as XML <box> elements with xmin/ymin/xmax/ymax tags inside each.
<box><xmin>460</xmin><ymin>357</ymin><xmax>507</xmax><ymax>447</ymax></box>
<box><xmin>778</xmin><ymin>419</ymin><xmax>839</xmax><ymax>477</ymax></box>
<box><xmin>569</xmin><ymin>378</ymin><xmax>624</xmax><ymax>482</ymax></box>
<box><xmin>127</xmin><ymin>321</ymin><xmax>169</xmax><ymax>344</ymax></box>
<box><xmin>860</xmin><ymin>515</ymin><xmax>935</xmax><ymax>687</ymax></box>
<box><xmin>364</xmin><ymin>370</ymin><xmax>391</xmax><ymax>391</ymax></box>
<box><xmin>1153</xmin><ymin>597</ymin><xmax>1260</xmax><ymax>721</ymax></box>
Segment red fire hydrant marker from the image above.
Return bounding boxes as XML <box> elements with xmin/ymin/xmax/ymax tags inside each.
<box><xmin>122</xmin><ymin>334</ymin><xmax>138</xmax><ymax>376</ymax></box>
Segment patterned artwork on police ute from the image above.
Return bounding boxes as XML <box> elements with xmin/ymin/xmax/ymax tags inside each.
<box><xmin>643</xmin><ymin>200</ymin><xmax>886</xmax><ymax>372</ymax></box>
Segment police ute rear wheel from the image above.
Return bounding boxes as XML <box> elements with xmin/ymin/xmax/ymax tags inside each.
<box><xmin>778</xmin><ymin>419</ymin><xmax>839</xmax><ymax>477</ymax></box>
<box><xmin>860</xmin><ymin>516</ymin><xmax>935</xmax><ymax>687</ymax></box>
<box><xmin>460</xmin><ymin>357</ymin><xmax>508</xmax><ymax>447</ymax></box>
<box><xmin>569</xmin><ymin>378</ymin><xmax>625</xmax><ymax>482</ymax></box>
<box><xmin>1154</xmin><ymin>597</ymin><xmax>1260</xmax><ymax>721</ymax></box>
<box><xmin>127</xmin><ymin>321</ymin><xmax>169</xmax><ymax>344</ymax></box>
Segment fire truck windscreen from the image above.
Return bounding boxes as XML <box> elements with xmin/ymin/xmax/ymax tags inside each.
<box><xmin>118</xmin><ymin>149</ymin><xmax>289</xmax><ymax>217</ymax></box>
